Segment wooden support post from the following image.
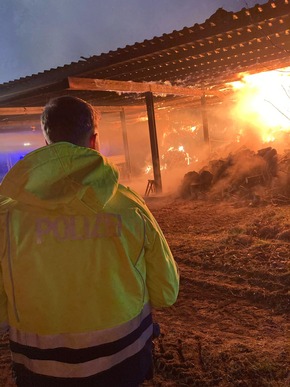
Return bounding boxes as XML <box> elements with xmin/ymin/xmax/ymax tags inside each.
<box><xmin>201</xmin><ymin>94</ymin><xmax>210</xmax><ymax>144</ymax></box>
<box><xmin>120</xmin><ymin>109</ymin><xmax>131</xmax><ymax>179</ymax></box>
<box><xmin>145</xmin><ymin>92</ymin><xmax>162</xmax><ymax>193</ymax></box>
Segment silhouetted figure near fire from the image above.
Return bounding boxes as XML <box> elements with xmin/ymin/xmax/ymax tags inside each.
<box><xmin>0</xmin><ymin>96</ymin><xmax>179</xmax><ymax>387</ymax></box>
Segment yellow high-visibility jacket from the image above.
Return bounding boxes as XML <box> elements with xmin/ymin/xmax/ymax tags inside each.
<box><xmin>0</xmin><ymin>142</ymin><xmax>179</xmax><ymax>386</ymax></box>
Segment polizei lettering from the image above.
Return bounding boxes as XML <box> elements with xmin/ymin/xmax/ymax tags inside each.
<box><xmin>35</xmin><ymin>213</ymin><xmax>122</xmax><ymax>244</ymax></box>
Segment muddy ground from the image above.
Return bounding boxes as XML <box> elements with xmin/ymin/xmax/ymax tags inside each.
<box><xmin>1</xmin><ymin>196</ymin><xmax>290</xmax><ymax>386</ymax></box>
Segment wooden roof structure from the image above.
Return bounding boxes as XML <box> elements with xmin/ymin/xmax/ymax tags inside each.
<box><xmin>0</xmin><ymin>0</ymin><xmax>289</xmax><ymax>112</ymax></box>
<box><xmin>0</xmin><ymin>0</ymin><xmax>289</xmax><ymax>191</ymax></box>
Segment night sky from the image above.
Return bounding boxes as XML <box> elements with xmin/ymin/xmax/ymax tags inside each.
<box><xmin>0</xmin><ymin>0</ymin><xmax>268</xmax><ymax>84</ymax></box>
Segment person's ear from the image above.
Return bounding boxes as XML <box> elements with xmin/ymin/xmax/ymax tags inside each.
<box><xmin>89</xmin><ymin>133</ymin><xmax>100</xmax><ymax>151</ymax></box>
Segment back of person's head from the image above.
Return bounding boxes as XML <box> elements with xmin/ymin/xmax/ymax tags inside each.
<box><xmin>41</xmin><ymin>96</ymin><xmax>97</xmax><ymax>147</ymax></box>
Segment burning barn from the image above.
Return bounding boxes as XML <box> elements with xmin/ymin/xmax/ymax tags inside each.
<box><xmin>1</xmin><ymin>0</ymin><xmax>290</xmax><ymax>199</ymax></box>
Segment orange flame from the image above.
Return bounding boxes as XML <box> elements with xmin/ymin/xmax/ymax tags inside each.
<box><xmin>229</xmin><ymin>68</ymin><xmax>290</xmax><ymax>144</ymax></box>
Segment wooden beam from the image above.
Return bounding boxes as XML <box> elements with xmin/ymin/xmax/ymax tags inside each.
<box><xmin>0</xmin><ymin>105</ymin><xmax>129</xmax><ymax>116</ymax></box>
<box><xmin>68</xmin><ymin>77</ymin><xmax>224</xmax><ymax>98</ymax></box>
<box><xmin>0</xmin><ymin>121</ymin><xmax>41</xmax><ymax>130</ymax></box>
<box><xmin>0</xmin><ymin>107</ymin><xmax>43</xmax><ymax>116</ymax></box>
<box><xmin>0</xmin><ymin>93</ymin><xmax>220</xmax><ymax>120</ymax></box>
<box><xmin>0</xmin><ymin>104</ymin><xmax>157</xmax><ymax>115</ymax></box>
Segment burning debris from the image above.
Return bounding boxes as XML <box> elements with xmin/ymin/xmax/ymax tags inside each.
<box><xmin>180</xmin><ymin>170</ymin><xmax>213</xmax><ymax>199</ymax></box>
<box><xmin>143</xmin><ymin>68</ymin><xmax>290</xmax><ymax>201</ymax></box>
<box><xmin>178</xmin><ymin>146</ymin><xmax>289</xmax><ymax>203</ymax></box>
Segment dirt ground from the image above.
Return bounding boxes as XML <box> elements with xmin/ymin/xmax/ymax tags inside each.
<box><xmin>1</xmin><ymin>196</ymin><xmax>289</xmax><ymax>386</ymax></box>
<box><xmin>144</xmin><ymin>196</ymin><xmax>290</xmax><ymax>387</ymax></box>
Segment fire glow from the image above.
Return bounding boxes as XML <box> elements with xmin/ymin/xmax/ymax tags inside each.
<box><xmin>143</xmin><ymin>68</ymin><xmax>290</xmax><ymax>179</ymax></box>
<box><xmin>230</xmin><ymin>68</ymin><xmax>290</xmax><ymax>144</ymax></box>
<box><xmin>144</xmin><ymin>124</ymin><xmax>200</xmax><ymax>174</ymax></box>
